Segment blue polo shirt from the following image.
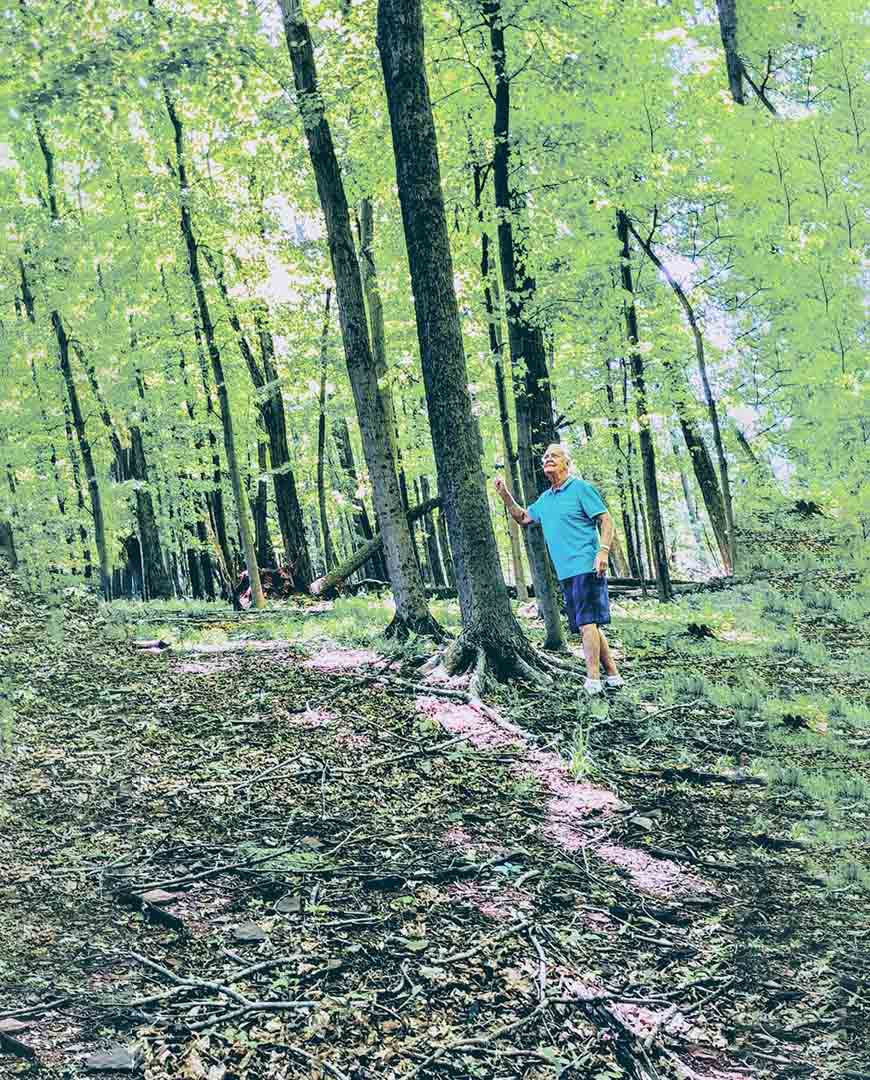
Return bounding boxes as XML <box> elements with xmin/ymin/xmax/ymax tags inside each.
<box><xmin>528</xmin><ymin>476</ymin><xmax>608</xmax><ymax>580</ymax></box>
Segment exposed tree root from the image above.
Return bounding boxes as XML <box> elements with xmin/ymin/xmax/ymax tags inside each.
<box><xmin>383</xmin><ymin>611</ymin><xmax>449</xmax><ymax>644</ymax></box>
<box><xmin>419</xmin><ymin>631</ymin><xmax>586</xmax><ymax>705</ymax></box>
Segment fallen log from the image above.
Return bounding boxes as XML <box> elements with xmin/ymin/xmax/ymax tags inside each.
<box><xmin>310</xmin><ymin>496</ymin><xmax>442</xmax><ymax>598</ymax></box>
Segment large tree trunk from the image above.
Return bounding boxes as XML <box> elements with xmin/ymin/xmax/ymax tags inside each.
<box><xmin>377</xmin><ymin>0</ymin><xmax>560</xmax><ymax>695</ymax></box>
<box><xmin>316</xmin><ymin>288</ymin><xmax>337</xmax><ymax>571</ymax></box>
<box><xmin>616</xmin><ymin>210</ymin><xmax>673</xmax><ymax>602</ymax></box>
<box><xmin>280</xmin><ymin>0</ymin><xmax>439</xmax><ymax>639</ymax></box>
<box><xmin>332</xmin><ymin>415</ymin><xmax>387</xmax><ymax>580</ymax></box>
<box><xmin>253</xmin><ymin>437</ymin><xmax>274</xmax><ymax>568</ymax></box>
<box><xmin>165</xmin><ymin>92</ymin><xmax>265</xmax><ymax>609</ymax></box>
<box><xmin>481</xmin><ymin>2</ymin><xmax>564</xmax><ymax>650</ymax></box>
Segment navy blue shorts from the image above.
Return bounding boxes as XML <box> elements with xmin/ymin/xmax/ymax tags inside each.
<box><xmin>561</xmin><ymin>572</ymin><xmax>611</xmax><ymax>632</ymax></box>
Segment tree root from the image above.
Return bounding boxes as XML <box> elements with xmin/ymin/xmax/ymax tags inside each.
<box><xmin>383</xmin><ymin>611</ymin><xmax>449</xmax><ymax>643</ymax></box>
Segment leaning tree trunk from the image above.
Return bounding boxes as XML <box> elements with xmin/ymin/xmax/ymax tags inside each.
<box><xmin>311</xmin><ymin>495</ymin><xmax>441</xmax><ymax>598</ymax></box>
<box><xmin>280</xmin><ymin>0</ymin><xmax>439</xmax><ymax>639</ymax></box>
<box><xmin>616</xmin><ymin>211</ymin><xmax>673</xmax><ymax>601</ymax></box>
<box><xmin>377</xmin><ymin>0</ymin><xmax>566</xmax><ymax>696</ymax></box>
<box><xmin>626</xmin><ymin>220</ymin><xmax>735</xmax><ymax>572</ymax></box>
<box><xmin>481</xmin><ymin>2</ymin><xmax>564</xmax><ymax>649</ymax></box>
<box><xmin>165</xmin><ymin>92</ymin><xmax>265</xmax><ymax>609</ymax></box>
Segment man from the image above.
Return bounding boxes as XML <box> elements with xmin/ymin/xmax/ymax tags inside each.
<box><xmin>495</xmin><ymin>443</ymin><xmax>624</xmax><ymax>696</ymax></box>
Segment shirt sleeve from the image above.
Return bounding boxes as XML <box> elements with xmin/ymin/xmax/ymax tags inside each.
<box><xmin>527</xmin><ymin>496</ymin><xmax>542</xmax><ymax>522</ymax></box>
<box><xmin>577</xmin><ymin>481</ymin><xmax>607</xmax><ymax>520</ymax></box>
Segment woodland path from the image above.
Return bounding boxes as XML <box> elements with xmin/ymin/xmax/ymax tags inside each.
<box><xmin>1</xmin><ymin>533</ymin><xmax>868</xmax><ymax>1080</ymax></box>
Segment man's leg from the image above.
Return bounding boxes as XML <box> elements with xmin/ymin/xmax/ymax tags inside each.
<box><xmin>598</xmin><ymin>628</ymin><xmax>620</xmax><ymax>677</ymax></box>
<box><xmin>581</xmin><ymin>623</ymin><xmax>601</xmax><ymax>680</ymax></box>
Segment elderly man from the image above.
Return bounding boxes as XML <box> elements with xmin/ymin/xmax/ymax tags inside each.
<box><xmin>495</xmin><ymin>444</ymin><xmax>624</xmax><ymax>695</ymax></box>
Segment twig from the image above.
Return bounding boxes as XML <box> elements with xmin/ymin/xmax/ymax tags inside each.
<box><xmin>435</xmin><ymin>917</ymin><xmax>533</xmax><ymax>965</ymax></box>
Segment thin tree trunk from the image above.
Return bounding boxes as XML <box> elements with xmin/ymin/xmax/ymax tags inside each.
<box><xmin>63</xmin><ymin>398</ymin><xmax>93</xmax><ymax>577</ymax></box>
<box><xmin>480</xmin><ymin>2</ymin><xmax>564</xmax><ymax>650</ymax></box>
<box><xmin>420</xmin><ymin>476</ymin><xmax>445</xmax><ymax>587</ymax></box>
<box><xmin>253</xmin><ymin>437</ymin><xmax>275</xmax><ymax>567</ymax></box>
<box><xmin>316</xmin><ymin>288</ymin><xmax>337</xmax><ymax>571</ymax></box>
<box><xmin>164</xmin><ymin>91</ymin><xmax>265</xmax><ymax>609</ymax></box>
<box><xmin>616</xmin><ymin>210</ymin><xmax>673</xmax><ymax>601</ymax></box>
<box><xmin>604</xmin><ymin>359</ymin><xmax>641</xmax><ymax>579</ymax></box>
<box><xmin>436</xmin><ymin>507</ymin><xmax>456</xmax><ymax>589</ymax></box>
<box><xmin>472</xmin><ymin>164</ymin><xmax>529</xmax><ymax>602</ymax></box>
<box><xmin>332</xmin><ymin>415</ymin><xmax>387</xmax><ymax>580</ymax></box>
<box><xmin>626</xmin><ymin>219</ymin><xmax>735</xmax><ymax>571</ymax></box>
<box><xmin>280</xmin><ymin>0</ymin><xmax>439</xmax><ymax>639</ymax></box>
<box><xmin>377</xmin><ymin>0</ymin><xmax>547</xmax><ymax>692</ymax></box>
<box><xmin>52</xmin><ymin>312</ymin><xmax>111</xmax><ymax>598</ymax></box>
<box><xmin>670</xmin><ymin>427</ymin><xmax>710</xmax><ymax>565</ymax></box>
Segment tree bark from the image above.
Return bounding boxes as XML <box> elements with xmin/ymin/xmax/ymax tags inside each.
<box><xmin>480</xmin><ymin>1</ymin><xmax>564</xmax><ymax>649</ymax></box>
<box><xmin>377</xmin><ymin>0</ymin><xmax>549</xmax><ymax>693</ymax></box>
<box><xmin>420</xmin><ymin>475</ymin><xmax>445</xmax><ymax>587</ymax></box>
<box><xmin>316</xmin><ymin>288</ymin><xmax>337</xmax><ymax>571</ymax></box>
<box><xmin>253</xmin><ymin>437</ymin><xmax>275</xmax><ymax>568</ymax></box>
<box><xmin>604</xmin><ymin>359</ymin><xmax>641</xmax><ymax>579</ymax></box>
<box><xmin>280</xmin><ymin>0</ymin><xmax>439</xmax><ymax>639</ymax></box>
<box><xmin>164</xmin><ymin>91</ymin><xmax>265</xmax><ymax>609</ymax></box>
<box><xmin>715</xmin><ymin>0</ymin><xmax>744</xmax><ymax>104</ymax></box>
<box><xmin>616</xmin><ymin>210</ymin><xmax>673</xmax><ymax>601</ymax></box>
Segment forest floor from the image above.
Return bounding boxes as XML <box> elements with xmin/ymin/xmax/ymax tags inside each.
<box><xmin>1</xmin><ymin>510</ymin><xmax>869</xmax><ymax>1080</ymax></box>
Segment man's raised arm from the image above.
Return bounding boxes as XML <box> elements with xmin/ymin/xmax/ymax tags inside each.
<box><xmin>494</xmin><ymin>476</ymin><xmax>533</xmax><ymax>526</ymax></box>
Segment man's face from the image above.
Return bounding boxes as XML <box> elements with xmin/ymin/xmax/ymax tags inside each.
<box><xmin>542</xmin><ymin>450</ymin><xmax>568</xmax><ymax>481</ymax></box>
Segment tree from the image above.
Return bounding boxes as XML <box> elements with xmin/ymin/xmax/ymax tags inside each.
<box><xmin>279</xmin><ymin>0</ymin><xmax>441</xmax><ymax>640</ymax></box>
<box><xmin>376</xmin><ymin>0</ymin><xmax>573</xmax><ymax>697</ymax></box>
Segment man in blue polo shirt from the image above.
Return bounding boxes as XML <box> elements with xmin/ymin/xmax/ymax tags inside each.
<box><xmin>495</xmin><ymin>443</ymin><xmax>623</xmax><ymax>696</ymax></box>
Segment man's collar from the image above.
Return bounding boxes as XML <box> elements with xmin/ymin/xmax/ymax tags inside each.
<box><xmin>545</xmin><ymin>474</ymin><xmax>574</xmax><ymax>495</ymax></box>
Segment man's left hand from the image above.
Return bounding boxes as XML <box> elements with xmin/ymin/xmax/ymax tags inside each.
<box><xmin>595</xmin><ymin>550</ymin><xmax>609</xmax><ymax>577</ymax></box>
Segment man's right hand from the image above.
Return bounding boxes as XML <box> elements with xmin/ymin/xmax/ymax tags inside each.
<box><xmin>494</xmin><ymin>476</ymin><xmax>507</xmax><ymax>500</ymax></box>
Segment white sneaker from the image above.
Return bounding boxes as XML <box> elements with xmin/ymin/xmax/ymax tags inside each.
<box><xmin>584</xmin><ymin>678</ymin><xmax>604</xmax><ymax>696</ymax></box>
<box><xmin>605</xmin><ymin>674</ymin><xmax>625</xmax><ymax>689</ymax></box>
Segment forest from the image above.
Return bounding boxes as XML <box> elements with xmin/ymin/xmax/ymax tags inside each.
<box><xmin>1</xmin><ymin>0</ymin><xmax>868</xmax><ymax>1077</ymax></box>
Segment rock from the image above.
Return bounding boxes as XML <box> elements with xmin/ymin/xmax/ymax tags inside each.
<box><xmin>0</xmin><ymin>1019</ymin><xmax>30</xmax><ymax>1034</ymax></box>
<box><xmin>275</xmin><ymin>894</ymin><xmax>303</xmax><ymax>914</ymax></box>
<box><xmin>231</xmin><ymin>922</ymin><xmax>266</xmax><ymax>943</ymax></box>
<box><xmin>140</xmin><ymin>889</ymin><xmax>177</xmax><ymax>905</ymax></box>
<box><xmin>84</xmin><ymin>1045</ymin><xmax>144</xmax><ymax>1072</ymax></box>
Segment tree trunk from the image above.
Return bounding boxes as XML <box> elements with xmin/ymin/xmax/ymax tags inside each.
<box><xmin>164</xmin><ymin>92</ymin><xmax>265</xmax><ymax>609</ymax></box>
<box><xmin>472</xmin><ymin>164</ymin><xmax>529</xmax><ymax>602</ymax></box>
<box><xmin>316</xmin><ymin>288</ymin><xmax>337</xmax><ymax>571</ymax></box>
<box><xmin>332</xmin><ymin>415</ymin><xmax>387</xmax><ymax>580</ymax></box>
<box><xmin>604</xmin><ymin>359</ymin><xmax>641</xmax><ymax>579</ymax></box>
<box><xmin>0</xmin><ymin>517</ymin><xmax>16</xmax><ymax>570</ymax></box>
<box><xmin>377</xmin><ymin>0</ymin><xmax>550</xmax><ymax>694</ymax></box>
<box><xmin>129</xmin><ymin>423</ymin><xmax>174</xmax><ymax>599</ymax></box>
<box><xmin>616</xmin><ymin>210</ymin><xmax>673</xmax><ymax>602</ymax></box>
<box><xmin>670</xmin><ymin>428</ymin><xmax>709</xmax><ymax>562</ymax></box>
<box><xmin>356</xmin><ymin>196</ymin><xmax>406</xmax><ymax>501</ymax></box>
<box><xmin>52</xmin><ymin>312</ymin><xmax>111</xmax><ymax>598</ymax></box>
<box><xmin>715</xmin><ymin>0</ymin><xmax>744</xmax><ymax>104</ymax></box>
<box><xmin>626</xmin><ymin>219</ymin><xmax>735</xmax><ymax>571</ymax></box>
<box><xmin>481</xmin><ymin>2</ymin><xmax>564</xmax><ymax>650</ymax></box>
<box><xmin>203</xmin><ymin>248</ymin><xmax>312</xmax><ymax>589</ymax></box>
<box><xmin>280</xmin><ymin>0</ymin><xmax>439</xmax><ymax>639</ymax></box>
<box><xmin>436</xmin><ymin>507</ymin><xmax>456</xmax><ymax>588</ymax></box>
<box><xmin>63</xmin><ymin>397</ymin><xmax>93</xmax><ymax>577</ymax></box>
<box><xmin>420</xmin><ymin>476</ymin><xmax>445</xmax><ymax>587</ymax></box>
<box><xmin>312</xmin><ymin>495</ymin><xmax>441</xmax><ymax>598</ymax></box>
<box><xmin>253</xmin><ymin>437</ymin><xmax>275</xmax><ymax>567</ymax></box>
